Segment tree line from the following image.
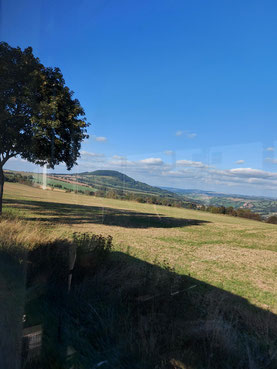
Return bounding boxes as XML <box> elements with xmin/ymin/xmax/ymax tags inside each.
<box><xmin>197</xmin><ymin>204</ymin><xmax>277</xmax><ymax>224</ymax></box>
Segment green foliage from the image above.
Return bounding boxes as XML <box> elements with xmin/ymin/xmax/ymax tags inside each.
<box><xmin>201</xmin><ymin>204</ymin><xmax>263</xmax><ymax>221</ymax></box>
<box><xmin>0</xmin><ymin>42</ymin><xmax>89</xmax><ymax>170</ymax></box>
<box><xmin>0</xmin><ymin>42</ymin><xmax>89</xmax><ymax>212</ymax></box>
<box><xmin>4</xmin><ymin>171</ymin><xmax>33</xmax><ymax>186</ymax></box>
<box><xmin>74</xmin><ymin>233</ymin><xmax>113</xmax><ymax>271</ymax></box>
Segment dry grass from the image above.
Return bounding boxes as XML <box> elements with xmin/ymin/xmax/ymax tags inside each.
<box><xmin>1</xmin><ymin>183</ymin><xmax>277</xmax><ymax>368</ymax></box>
<box><xmin>3</xmin><ymin>182</ymin><xmax>277</xmax><ymax>313</ymax></box>
<box><xmin>0</xmin><ymin>218</ymin><xmax>62</xmax><ymax>251</ymax></box>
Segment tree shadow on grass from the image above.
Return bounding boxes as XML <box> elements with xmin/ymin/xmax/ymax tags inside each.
<box><xmin>1</xmin><ymin>240</ymin><xmax>277</xmax><ymax>369</ymax></box>
<box><xmin>90</xmin><ymin>251</ymin><xmax>277</xmax><ymax>369</ymax></box>
<box><xmin>4</xmin><ymin>198</ymin><xmax>210</xmax><ymax>228</ymax></box>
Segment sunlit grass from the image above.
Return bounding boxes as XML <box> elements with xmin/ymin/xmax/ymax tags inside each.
<box><xmin>3</xmin><ymin>182</ymin><xmax>277</xmax><ymax>313</ymax></box>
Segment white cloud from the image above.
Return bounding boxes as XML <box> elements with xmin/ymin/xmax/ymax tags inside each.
<box><xmin>229</xmin><ymin>168</ymin><xmax>277</xmax><ymax>179</ymax></box>
<box><xmin>175</xmin><ymin>131</ymin><xmax>197</xmax><ymax>139</ymax></box>
<box><xmin>92</xmin><ymin>156</ymin><xmax>277</xmax><ymax>194</ymax></box>
<box><xmin>66</xmin><ymin>155</ymin><xmax>277</xmax><ymax>195</ymax></box>
<box><xmin>164</xmin><ymin>150</ymin><xmax>174</xmax><ymax>155</ymax></box>
<box><xmin>265</xmin><ymin>147</ymin><xmax>275</xmax><ymax>152</ymax></box>
<box><xmin>140</xmin><ymin>158</ymin><xmax>164</xmax><ymax>165</ymax></box>
<box><xmin>80</xmin><ymin>151</ymin><xmax>105</xmax><ymax>158</ymax></box>
<box><xmin>112</xmin><ymin>155</ymin><xmax>126</xmax><ymax>160</ymax></box>
<box><xmin>176</xmin><ymin>160</ymin><xmax>207</xmax><ymax>168</ymax></box>
<box><xmin>94</xmin><ymin>136</ymin><xmax>107</xmax><ymax>142</ymax></box>
<box><xmin>8</xmin><ymin>149</ymin><xmax>277</xmax><ymax>196</ymax></box>
<box><xmin>78</xmin><ymin>151</ymin><xmax>106</xmax><ymax>168</ymax></box>
<box><xmin>235</xmin><ymin>160</ymin><xmax>245</xmax><ymax>164</ymax></box>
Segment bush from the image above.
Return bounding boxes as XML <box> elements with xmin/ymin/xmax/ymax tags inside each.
<box><xmin>73</xmin><ymin>233</ymin><xmax>113</xmax><ymax>281</ymax></box>
<box><xmin>266</xmin><ymin>215</ymin><xmax>277</xmax><ymax>224</ymax></box>
<box><xmin>84</xmin><ymin>190</ymin><xmax>94</xmax><ymax>196</ymax></box>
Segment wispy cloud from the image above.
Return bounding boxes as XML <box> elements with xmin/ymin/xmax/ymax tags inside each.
<box><xmin>112</xmin><ymin>155</ymin><xmax>126</xmax><ymax>160</ymax></box>
<box><xmin>80</xmin><ymin>151</ymin><xmax>105</xmax><ymax>158</ymax></box>
<box><xmin>175</xmin><ymin>130</ymin><xmax>197</xmax><ymax>139</ymax></box>
<box><xmin>94</xmin><ymin>136</ymin><xmax>107</xmax><ymax>142</ymax></box>
<box><xmin>140</xmin><ymin>158</ymin><xmax>164</xmax><ymax>165</ymax></box>
<box><xmin>164</xmin><ymin>150</ymin><xmax>174</xmax><ymax>155</ymax></box>
<box><xmin>265</xmin><ymin>147</ymin><xmax>275</xmax><ymax>152</ymax></box>
<box><xmin>176</xmin><ymin>159</ymin><xmax>208</xmax><ymax>168</ymax></box>
<box><xmin>78</xmin><ymin>151</ymin><xmax>106</xmax><ymax>167</ymax></box>
<box><xmin>265</xmin><ymin>157</ymin><xmax>277</xmax><ymax>164</ymax></box>
<box><xmin>187</xmin><ymin>133</ymin><xmax>197</xmax><ymax>139</ymax></box>
<box><xmin>235</xmin><ymin>160</ymin><xmax>245</xmax><ymax>165</ymax></box>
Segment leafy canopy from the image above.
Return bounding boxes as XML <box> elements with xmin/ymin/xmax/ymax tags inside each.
<box><xmin>0</xmin><ymin>42</ymin><xmax>89</xmax><ymax>170</ymax></box>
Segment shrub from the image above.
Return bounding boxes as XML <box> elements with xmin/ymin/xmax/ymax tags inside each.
<box><xmin>266</xmin><ymin>215</ymin><xmax>277</xmax><ymax>224</ymax></box>
<box><xmin>73</xmin><ymin>233</ymin><xmax>113</xmax><ymax>281</ymax></box>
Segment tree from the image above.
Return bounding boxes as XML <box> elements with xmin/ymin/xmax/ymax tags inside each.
<box><xmin>0</xmin><ymin>42</ymin><xmax>89</xmax><ymax>213</ymax></box>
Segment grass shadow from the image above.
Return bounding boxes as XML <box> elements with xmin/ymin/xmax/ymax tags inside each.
<box><xmin>2</xmin><ymin>239</ymin><xmax>275</xmax><ymax>369</ymax></box>
<box><xmin>67</xmin><ymin>250</ymin><xmax>277</xmax><ymax>369</ymax></box>
<box><xmin>3</xmin><ymin>198</ymin><xmax>210</xmax><ymax>228</ymax></box>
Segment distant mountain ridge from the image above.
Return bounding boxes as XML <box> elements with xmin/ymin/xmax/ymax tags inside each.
<box><xmin>160</xmin><ymin>186</ymin><xmax>277</xmax><ymax>216</ymax></box>
<box><xmin>160</xmin><ymin>186</ymin><xmax>277</xmax><ymax>200</ymax></box>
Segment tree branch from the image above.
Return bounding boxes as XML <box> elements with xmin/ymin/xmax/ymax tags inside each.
<box><xmin>0</xmin><ymin>151</ymin><xmax>18</xmax><ymax>166</ymax></box>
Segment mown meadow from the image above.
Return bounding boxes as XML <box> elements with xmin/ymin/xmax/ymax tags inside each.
<box><xmin>1</xmin><ymin>182</ymin><xmax>277</xmax><ymax>369</ymax></box>
<box><xmin>3</xmin><ymin>182</ymin><xmax>277</xmax><ymax>312</ymax></box>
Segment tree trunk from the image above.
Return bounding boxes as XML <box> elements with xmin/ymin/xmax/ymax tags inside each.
<box><xmin>0</xmin><ymin>165</ymin><xmax>4</xmax><ymax>215</ymax></box>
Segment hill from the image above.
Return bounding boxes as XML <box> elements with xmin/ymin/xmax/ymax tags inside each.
<box><xmin>70</xmin><ymin>170</ymin><xmax>176</xmax><ymax>196</ymax></box>
<box><xmin>4</xmin><ymin>169</ymin><xmax>195</xmax><ymax>207</ymax></box>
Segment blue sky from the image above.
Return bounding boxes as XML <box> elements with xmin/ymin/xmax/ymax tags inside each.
<box><xmin>1</xmin><ymin>0</ymin><xmax>277</xmax><ymax>196</ymax></box>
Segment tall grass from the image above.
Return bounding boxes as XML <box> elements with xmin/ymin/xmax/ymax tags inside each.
<box><xmin>1</xmin><ymin>216</ymin><xmax>277</xmax><ymax>368</ymax></box>
<box><xmin>0</xmin><ymin>211</ymin><xmax>56</xmax><ymax>249</ymax></box>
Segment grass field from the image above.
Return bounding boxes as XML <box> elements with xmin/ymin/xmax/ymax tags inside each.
<box><xmin>32</xmin><ymin>173</ymin><xmax>95</xmax><ymax>192</ymax></box>
<box><xmin>3</xmin><ymin>182</ymin><xmax>277</xmax><ymax>314</ymax></box>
